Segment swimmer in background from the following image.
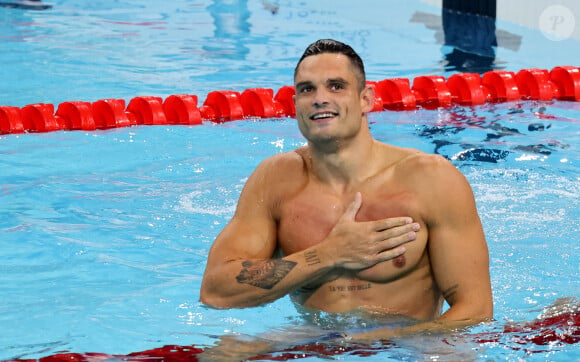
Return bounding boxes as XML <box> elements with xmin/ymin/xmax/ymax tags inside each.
<box><xmin>200</xmin><ymin>39</ymin><xmax>492</xmax><ymax>343</ymax></box>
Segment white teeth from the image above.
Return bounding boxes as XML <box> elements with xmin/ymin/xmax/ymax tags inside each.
<box><xmin>311</xmin><ymin>112</ymin><xmax>336</xmax><ymax>120</ymax></box>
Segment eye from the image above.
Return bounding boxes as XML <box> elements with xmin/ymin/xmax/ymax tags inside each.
<box><xmin>329</xmin><ymin>82</ymin><xmax>345</xmax><ymax>91</ymax></box>
<box><xmin>298</xmin><ymin>85</ymin><xmax>313</xmax><ymax>94</ymax></box>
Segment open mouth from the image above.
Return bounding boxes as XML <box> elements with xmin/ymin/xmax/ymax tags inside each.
<box><xmin>310</xmin><ymin>112</ymin><xmax>338</xmax><ymax>121</ymax></box>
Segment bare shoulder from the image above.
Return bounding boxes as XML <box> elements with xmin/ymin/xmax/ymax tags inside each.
<box><xmin>384</xmin><ymin>145</ymin><xmax>477</xmax><ymax>217</ymax></box>
<box><xmin>263</xmin><ymin>147</ymin><xmax>308</xmax><ymax>166</ymax></box>
<box><xmin>245</xmin><ymin>147</ymin><xmax>309</xmax><ymax>199</ymax></box>
<box><xmin>390</xmin><ymin>146</ymin><xmax>467</xmax><ymax>187</ymax></box>
<box><xmin>252</xmin><ymin>147</ymin><xmax>308</xmax><ymax>181</ymax></box>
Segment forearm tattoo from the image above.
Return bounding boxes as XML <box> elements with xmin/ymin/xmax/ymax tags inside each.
<box><xmin>304</xmin><ymin>250</ymin><xmax>321</xmax><ymax>266</ymax></box>
<box><xmin>236</xmin><ymin>260</ymin><xmax>297</xmax><ymax>289</ymax></box>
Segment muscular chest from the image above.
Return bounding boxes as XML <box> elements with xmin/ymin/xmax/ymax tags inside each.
<box><xmin>276</xmin><ymin>183</ymin><xmax>429</xmax><ymax>280</ymax></box>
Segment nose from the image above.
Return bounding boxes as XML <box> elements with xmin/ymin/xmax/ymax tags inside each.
<box><xmin>312</xmin><ymin>88</ymin><xmax>330</xmax><ymax>108</ymax></box>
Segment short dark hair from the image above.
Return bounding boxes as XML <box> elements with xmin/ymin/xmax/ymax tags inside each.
<box><xmin>294</xmin><ymin>39</ymin><xmax>366</xmax><ymax>91</ymax></box>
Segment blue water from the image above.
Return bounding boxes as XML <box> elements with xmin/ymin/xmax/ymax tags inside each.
<box><xmin>1</xmin><ymin>0</ymin><xmax>580</xmax><ymax>107</ymax></box>
<box><xmin>1</xmin><ymin>103</ymin><xmax>578</xmax><ymax>360</ymax></box>
<box><xmin>1</xmin><ymin>0</ymin><xmax>579</xmax><ymax>361</ymax></box>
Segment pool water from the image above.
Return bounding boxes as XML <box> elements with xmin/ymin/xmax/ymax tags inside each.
<box><xmin>1</xmin><ymin>102</ymin><xmax>578</xmax><ymax>360</ymax></box>
<box><xmin>1</xmin><ymin>0</ymin><xmax>579</xmax><ymax>361</ymax></box>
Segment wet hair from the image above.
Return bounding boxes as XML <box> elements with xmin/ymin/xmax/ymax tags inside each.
<box><xmin>294</xmin><ymin>39</ymin><xmax>366</xmax><ymax>91</ymax></box>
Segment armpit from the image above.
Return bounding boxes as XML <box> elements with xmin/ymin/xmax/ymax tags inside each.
<box><xmin>442</xmin><ymin>284</ymin><xmax>459</xmax><ymax>301</ymax></box>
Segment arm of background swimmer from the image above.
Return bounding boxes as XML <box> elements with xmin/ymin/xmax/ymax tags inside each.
<box><xmin>352</xmin><ymin>156</ymin><xmax>493</xmax><ymax>340</ymax></box>
<box><xmin>199</xmin><ymin>155</ymin><xmax>335</xmax><ymax>309</ymax></box>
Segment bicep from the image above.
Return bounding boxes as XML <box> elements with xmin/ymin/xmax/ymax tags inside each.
<box><xmin>205</xmin><ymin>162</ymin><xmax>278</xmax><ymax>268</ymax></box>
<box><xmin>425</xmin><ymin>162</ymin><xmax>492</xmax><ymax>314</ymax></box>
<box><xmin>207</xmin><ymin>213</ymin><xmax>277</xmax><ymax>266</ymax></box>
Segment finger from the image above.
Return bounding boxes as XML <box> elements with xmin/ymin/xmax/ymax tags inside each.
<box><xmin>375</xmin><ymin>228</ymin><xmax>417</xmax><ymax>250</ymax></box>
<box><xmin>376</xmin><ymin>245</ymin><xmax>407</xmax><ymax>262</ymax></box>
<box><xmin>373</xmin><ymin>217</ymin><xmax>414</xmax><ymax>232</ymax></box>
<box><xmin>341</xmin><ymin>192</ymin><xmax>362</xmax><ymax>221</ymax></box>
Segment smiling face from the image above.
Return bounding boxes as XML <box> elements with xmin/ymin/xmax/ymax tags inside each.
<box><xmin>293</xmin><ymin>52</ymin><xmax>373</xmax><ymax>148</ymax></box>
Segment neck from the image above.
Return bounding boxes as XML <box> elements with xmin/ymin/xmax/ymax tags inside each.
<box><xmin>307</xmin><ymin>122</ymin><xmax>378</xmax><ymax>191</ymax></box>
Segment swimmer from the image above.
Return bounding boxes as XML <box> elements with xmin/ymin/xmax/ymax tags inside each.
<box><xmin>200</xmin><ymin>39</ymin><xmax>492</xmax><ymax>341</ymax></box>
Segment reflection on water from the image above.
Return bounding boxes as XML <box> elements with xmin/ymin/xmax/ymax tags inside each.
<box><xmin>205</xmin><ymin>0</ymin><xmax>251</xmax><ymax>60</ymax></box>
<box><xmin>412</xmin><ymin>102</ymin><xmax>574</xmax><ymax>164</ymax></box>
<box><xmin>0</xmin><ymin>0</ymin><xmax>52</xmax><ymax>11</ymax></box>
<box><xmin>441</xmin><ymin>0</ymin><xmax>498</xmax><ymax>73</ymax></box>
<box><xmin>412</xmin><ymin>0</ymin><xmax>524</xmax><ymax>73</ymax></box>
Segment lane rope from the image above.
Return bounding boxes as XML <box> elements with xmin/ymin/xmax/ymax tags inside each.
<box><xmin>1</xmin><ymin>66</ymin><xmax>578</xmax><ymax>135</ymax></box>
<box><xmin>8</xmin><ymin>309</ymin><xmax>579</xmax><ymax>361</ymax></box>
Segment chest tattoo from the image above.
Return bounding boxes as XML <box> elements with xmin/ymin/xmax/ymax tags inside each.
<box><xmin>328</xmin><ymin>283</ymin><xmax>372</xmax><ymax>292</ymax></box>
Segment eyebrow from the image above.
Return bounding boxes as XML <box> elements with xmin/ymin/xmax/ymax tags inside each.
<box><xmin>327</xmin><ymin>77</ymin><xmax>348</xmax><ymax>86</ymax></box>
<box><xmin>295</xmin><ymin>81</ymin><xmax>313</xmax><ymax>90</ymax></box>
<box><xmin>295</xmin><ymin>78</ymin><xmax>349</xmax><ymax>89</ymax></box>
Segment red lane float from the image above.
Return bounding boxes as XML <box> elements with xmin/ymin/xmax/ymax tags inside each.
<box><xmin>22</xmin><ymin>103</ymin><xmax>60</xmax><ymax>132</ymax></box>
<box><xmin>413</xmin><ymin>75</ymin><xmax>453</xmax><ymax>108</ymax></box>
<box><xmin>92</xmin><ymin>99</ymin><xmax>132</xmax><ymax>129</ymax></box>
<box><xmin>127</xmin><ymin>96</ymin><xmax>167</xmax><ymax>125</ymax></box>
<box><xmin>273</xmin><ymin>85</ymin><xmax>296</xmax><ymax>117</ymax></box>
<box><xmin>1</xmin><ymin>66</ymin><xmax>578</xmax><ymax>135</ymax></box>
<box><xmin>0</xmin><ymin>106</ymin><xmax>24</xmax><ymax>134</ymax></box>
<box><xmin>241</xmin><ymin>88</ymin><xmax>290</xmax><ymax>118</ymax></box>
<box><xmin>56</xmin><ymin>101</ymin><xmax>96</xmax><ymax>130</ymax></box>
<box><xmin>8</xmin><ymin>309</ymin><xmax>578</xmax><ymax>362</ymax></box>
<box><xmin>375</xmin><ymin>78</ymin><xmax>417</xmax><ymax>110</ymax></box>
<box><xmin>447</xmin><ymin>73</ymin><xmax>486</xmax><ymax>105</ymax></box>
<box><xmin>481</xmin><ymin>71</ymin><xmax>521</xmax><ymax>102</ymax></box>
<box><xmin>551</xmin><ymin>66</ymin><xmax>580</xmax><ymax>101</ymax></box>
<box><xmin>162</xmin><ymin>94</ymin><xmax>202</xmax><ymax>125</ymax></box>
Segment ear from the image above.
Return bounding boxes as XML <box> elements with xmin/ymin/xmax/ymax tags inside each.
<box><xmin>360</xmin><ymin>84</ymin><xmax>375</xmax><ymax>113</ymax></box>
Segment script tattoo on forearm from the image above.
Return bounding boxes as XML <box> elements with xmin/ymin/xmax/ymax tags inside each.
<box><xmin>304</xmin><ymin>250</ymin><xmax>321</xmax><ymax>266</ymax></box>
<box><xmin>236</xmin><ymin>260</ymin><xmax>297</xmax><ymax>290</ymax></box>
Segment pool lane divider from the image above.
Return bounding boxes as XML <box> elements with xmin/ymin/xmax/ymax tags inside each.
<box><xmin>1</xmin><ymin>66</ymin><xmax>579</xmax><ymax>135</ymax></box>
<box><xmin>7</xmin><ymin>308</ymin><xmax>580</xmax><ymax>361</ymax></box>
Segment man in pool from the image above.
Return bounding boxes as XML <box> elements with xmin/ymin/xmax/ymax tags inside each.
<box><xmin>200</xmin><ymin>39</ymin><xmax>493</xmax><ymax>340</ymax></box>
